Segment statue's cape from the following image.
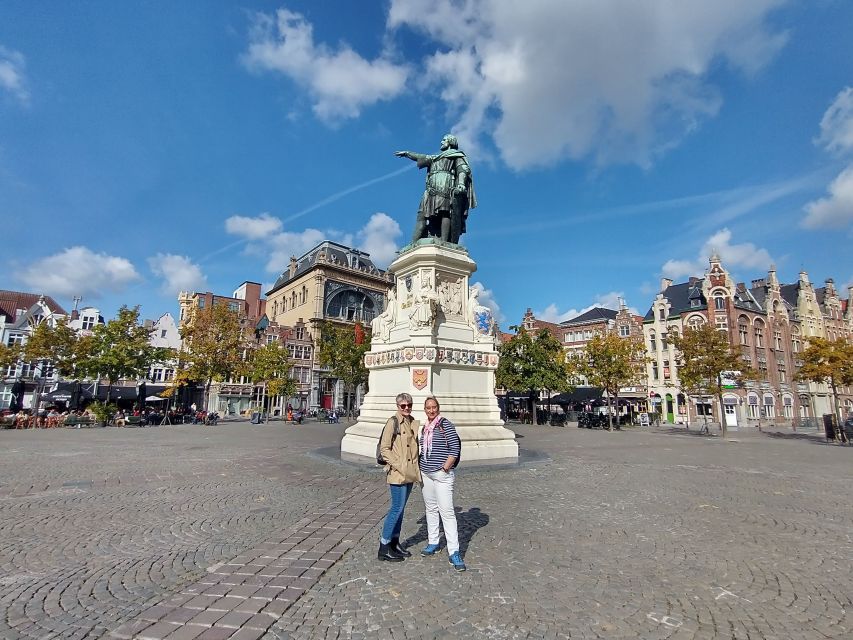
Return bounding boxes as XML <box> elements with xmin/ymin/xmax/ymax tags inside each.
<box><xmin>434</xmin><ymin>149</ymin><xmax>477</xmax><ymax>210</ymax></box>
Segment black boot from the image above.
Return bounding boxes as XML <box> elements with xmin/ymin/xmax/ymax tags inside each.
<box><xmin>390</xmin><ymin>537</ymin><xmax>411</xmax><ymax>558</ymax></box>
<box><xmin>378</xmin><ymin>542</ymin><xmax>404</xmax><ymax>562</ymax></box>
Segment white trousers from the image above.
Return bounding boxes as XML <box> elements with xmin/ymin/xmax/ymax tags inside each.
<box><xmin>421</xmin><ymin>470</ymin><xmax>459</xmax><ymax>555</ymax></box>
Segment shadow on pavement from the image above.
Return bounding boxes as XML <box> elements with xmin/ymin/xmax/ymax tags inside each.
<box><xmin>656</xmin><ymin>426</ymin><xmax>719</xmax><ymax>438</ymax></box>
<box><xmin>403</xmin><ymin>506</ymin><xmax>490</xmax><ymax>557</ymax></box>
<box><xmin>761</xmin><ymin>430</ymin><xmax>846</xmax><ymax>445</ymax></box>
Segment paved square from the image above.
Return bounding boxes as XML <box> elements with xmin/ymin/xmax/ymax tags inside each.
<box><xmin>1</xmin><ymin>421</ymin><xmax>850</xmax><ymax>639</ymax></box>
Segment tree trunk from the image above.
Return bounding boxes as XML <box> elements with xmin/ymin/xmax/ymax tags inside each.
<box><xmin>204</xmin><ymin>378</ymin><xmax>212</xmax><ymax>413</ymax></box>
<box><xmin>830</xmin><ymin>378</ymin><xmax>846</xmax><ymax>443</ymax></box>
<box><xmin>614</xmin><ymin>391</ymin><xmax>620</xmax><ymax>430</ymax></box>
<box><xmin>717</xmin><ymin>374</ymin><xmax>727</xmax><ymax>439</ymax></box>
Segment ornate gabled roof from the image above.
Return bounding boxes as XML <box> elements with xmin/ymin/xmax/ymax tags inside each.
<box><xmin>643</xmin><ymin>281</ymin><xmax>706</xmax><ymax>321</ymax></box>
<box><xmin>267</xmin><ymin>241</ymin><xmax>385</xmax><ymax>294</ymax></box>
<box><xmin>0</xmin><ymin>290</ymin><xmax>67</xmax><ymax>323</ymax></box>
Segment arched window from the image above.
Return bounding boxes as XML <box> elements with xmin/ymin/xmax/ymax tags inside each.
<box><xmin>326</xmin><ymin>290</ymin><xmax>376</xmax><ymax>323</ymax></box>
<box><xmin>714</xmin><ymin>295</ymin><xmax>725</xmax><ymax>310</ymax></box>
<box><xmin>302</xmin><ymin>286</ymin><xmax>308</xmax><ymax>304</ymax></box>
<box><xmin>754</xmin><ymin>320</ymin><xmax>765</xmax><ymax>348</ymax></box>
<box><xmin>738</xmin><ymin>316</ymin><xmax>749</xmax><ymax>344</ymax></box>
<box><xmin>688</xmin><ymin>315</ymin><xmax>705</xmax><ymax>330</ymax></box>
<box><xmin>649</xmin><ymin>332</ymin><xmax>657</xmax><ymax>351</ymax></box>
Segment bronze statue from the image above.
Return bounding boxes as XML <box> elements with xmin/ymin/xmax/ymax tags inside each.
<box><xmin>396</xmin><ymin>134</ymin><xmax>477</xmax><ymax>245</ymax></box>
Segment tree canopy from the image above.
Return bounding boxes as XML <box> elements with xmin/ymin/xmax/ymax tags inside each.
<box><xmin>180</xmin><ymin>302</ymin><xmax>246</xmax><ymax>409</ymax></box>
<box><xmin>85</xmin><ymin>306</ymin><xmax>161</xmax><ymax>400</ymax></box>
<box><xmin>496</xmin><ymin>328</ymin><xmax>573</xmax><ymax>412</ymax></box>
<box><xmin>22</xmin><ymin>318</ymin><xmax>92</xmax><ymax>379</ymax></box>
<box><xmin>670</xmin><ymin>323</ymin><xmax>755</xmax><ymax>438</ymax></box>
<box><xmin>316</xmin><ymin>321</ymin><xmax>370</xmax><ymax>416</ymax></box>
<box><xmin>578</xmin><ymin>332</ymin><xmax>647</xmax><ymax>429</ymax></box>
<box><xmin>245</xmin><ymin>341</ymin><xmax>296</xmax><ymax>418</ymax></box>
<box><xmin>796</xmin><ymin>336</ymin><xmax>853</xmax><ymax>422</ymax></box>
<box><xmin>0</xmin><ymin>342</ymin><xmax>20</xmax><ymax>372</ymax></box>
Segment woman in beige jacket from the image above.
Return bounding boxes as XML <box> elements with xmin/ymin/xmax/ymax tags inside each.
<box><xmin>378</xmin><ymin>392</ymin><xmax>421</xmax><ymax>562</ymax></box>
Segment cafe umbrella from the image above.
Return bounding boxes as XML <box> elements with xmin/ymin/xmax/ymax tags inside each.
<box><xmin>9</xmin><ymin>379</ymin><xmax>25</xmax><ymax>412</ymax></box>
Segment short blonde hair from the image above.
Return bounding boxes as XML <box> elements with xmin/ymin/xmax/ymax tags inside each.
<box><xmin>424</xmin><ymin>395</ymin><xmax>440</xmax><ymax>409</ymax></box>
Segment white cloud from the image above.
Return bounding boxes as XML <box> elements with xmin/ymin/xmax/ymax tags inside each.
<box><xmin>15</xmin><ymin>247</ymin><xmax>140</xmax><ymax>298</ymax></box>
<box><xmin>661</xmin><ymin>228</ymin><xmax>773</xmax><ymax>279</ymax></box>
<box><xmin>355</xmin><ymin>213</ymin><xmax>402</xmax><ymax>268</ymax></box>
<box><xmin>148</xmin><ymin>254</ymin><xmax>208</xmax><ymax>296</ymax></box>
<box><xmin>802</xmin><ymin>165</ymin><xmax>853</xmax><ymax>229</ymax></box>
<box><xmin>0</xmin><ymin>46</ymin><xmax>29</xmax><ymax>105</ymax></box>
<box><xmin>535</xmin><ymin>304</ymin><xmax>578</xmax><ymax>324</ymax></box>
<box><xmin>817</xmin><ymin>87</ymin><xmax>853</xmax><ymax>155</ymax></box>
<box><xmin>535</xmin><ymin>291</ymin><xmax>634</xmax><ymax>324</ymax></box>
<box><xmin>224</xmin><ymin>212</ymin><xmax>283</xmax><ymax>239</ymax></box>
<box><xmin>243</xmin><ymin>8</ymin><xmax>409</xmax><ymax>122</ymax></box>
<box><xmin>471</xmin><ymin>281</ymin><xmax>505</xmax><ymax>325</ymax></box>
<box><xmin>265</xmin><ymin>228</ymin><xmax>330</xmax><ymax>274</ymax></box>
<box><xmin>389</xmin><ymin>0</ymin><xmax>787</xmax><ymax>169</ymax></box>
<box><xmin>226</xmin><ymin>211</ymin><xmax>403</xmax><ymax>274</ymax></box>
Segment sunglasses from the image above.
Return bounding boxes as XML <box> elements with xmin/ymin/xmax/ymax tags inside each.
<box><xmin>397</xmin><ymin>403</ymin><xmax>412</xmax><ymax>409</ymax></box>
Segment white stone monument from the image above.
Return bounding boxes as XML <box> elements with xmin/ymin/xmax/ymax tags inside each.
<box><xmin>341</xmin><ymin>240</ymin><xmax>518</xmax><ymax>461</ymax></box>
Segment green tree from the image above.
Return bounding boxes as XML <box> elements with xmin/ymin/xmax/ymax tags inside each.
<box><xmin>578</xmin><ymin>332</ymin><xmax>648</xmax><ymax>430</ymax></box>
<box><xmin>0</xmin><ymin>342</ymin><xmax>20</xmax><ymax>372</ymax></box>
<box><xmin>245</xmin><ymin>342</ymin><xmax>296</xmax><ymax>421</ymax></box>
<box><xmin>496</xmin><ymin>327</ymin><xmax>573</xmax><ymax>419</ymax></box>
<box><xmin>670</xmin><ymin>323</ymin><xmax>755</xmax><ymax>439</ymax></box>
<box><xmin>316</xmin><ymin>321</ymin><xmax>370</xmax><ymax>418</ymax></box>
<box><xmin>181</xmin><ymin>302</ymin><xmax>246</xmax><ymax>410</ymax></box>
<box><xmin>22</xmin><ymin>318</ymin><xmax>93</xmax><ymax>379</ymax></box>
<box><xmin>796</xmin><ymin>336</ymin><xmax>853</xmax><ymax>425</ymax></box>
<box><xmin>85</xmin><ymin>306</ymin><xmax>161</xmax><ymax>401</ymax></box>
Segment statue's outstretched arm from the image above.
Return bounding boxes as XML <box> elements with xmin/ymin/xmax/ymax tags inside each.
<box><xmin>395</xmin><ymin>150</ymin><xmax>429</xmax><ymax>164</ymax></box>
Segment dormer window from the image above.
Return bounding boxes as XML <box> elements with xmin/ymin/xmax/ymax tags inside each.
<box><xmin>691</xmin><ymin>299</ymin><xmax>700</xmax><ymax>308</ymax></box>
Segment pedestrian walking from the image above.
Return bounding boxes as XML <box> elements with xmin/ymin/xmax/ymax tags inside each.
<box><xmin>418</xmin><ymin>395</ymin><xmax>465</xmax><ymax>571</ymax></box>
<box><xmin>377</xmin><ymin>392</ymin><xmax>421</xmax><ymax>562</ymax></box>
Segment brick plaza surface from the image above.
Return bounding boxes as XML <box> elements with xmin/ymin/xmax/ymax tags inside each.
<box><xmin>1</xmin><ymin>421</ymin><xmax>851</xmax><ymax>639</ymax></box>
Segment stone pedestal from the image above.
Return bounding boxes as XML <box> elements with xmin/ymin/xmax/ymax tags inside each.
<box><xmin>341</xmin><ymin>240</ymin><xmax>518</xmax><ymax>461</ymax></box>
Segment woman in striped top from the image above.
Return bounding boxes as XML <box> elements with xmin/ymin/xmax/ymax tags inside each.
<box><xmin>418</xmin><ymin>395</ymin><xmax>466</xmax><ymax>571</ymax></box>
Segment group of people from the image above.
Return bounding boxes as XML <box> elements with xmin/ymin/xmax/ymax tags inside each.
<box><xmin>377</xmin><ymin>393</ymin><xmax>466</xmax><ymax>572</ymax></box>
<box><xmin>3</xmin><ymin>407</ymin><xmax>90</xmax><ymax>428</ymax></box>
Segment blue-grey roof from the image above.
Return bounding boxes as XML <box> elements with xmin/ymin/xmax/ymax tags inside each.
<box><xmin>643</xmin><ymin>280</ymin><xmax>706</xmax><ymax>321</ymax></box>
<box><xmin>267</xmin><ymin>241</ymin><xmax>384</xmax><ymax>295</ymax></box>
<box><xmin>561</xmin><ymin>307</ymin><xmax>618</xmax><ymax>326</ymax></box>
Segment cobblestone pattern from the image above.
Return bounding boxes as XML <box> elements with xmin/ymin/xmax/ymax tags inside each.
<box><xmin>0</xmin><ymin>423</ymin><xmax>376</xmax><ymax>639</ymax></box>
<box><xmin>267</xmin><ymin>427</ymin><xmax>853</xmax><ymax>640</ymax></box>
<box><xmin>108</xmin><ymin>483</ymin><xmax>388</xmax><ymax>640</ymax></box>
<box><xmin>3</xmin><ymin>422</ymin><xmax>852</xmax><ymax>639</ymax></box>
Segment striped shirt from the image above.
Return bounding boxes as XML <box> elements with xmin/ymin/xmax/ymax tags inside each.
<box><xmin>419</xmin><ymin>417</ymin><xmax>461</xmax><ymax>473</ymax></box>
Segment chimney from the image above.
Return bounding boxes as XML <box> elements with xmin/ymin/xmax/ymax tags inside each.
<box><xmin>736</xmin><ymin>282</ymin><xmax>747</xmax><ymax>294</ymax></box>
<box><xmin>288</xmin><ymin>256</ymin><xmax>298</xmax><ymax>278</ymax></box>
<box><xmin>688</xmin><ymin>276</ymin><xmax>699</xmax><ymax>287</ymax></box>
<box><xmin>660</xmin><ymin>278</ymin><xmax>673</xmax><ymax>292</ymax></box>
<box><xmin>751</xmin><ymin>278</ymin><xmax>766</xmax><ymax>289</ymax></box>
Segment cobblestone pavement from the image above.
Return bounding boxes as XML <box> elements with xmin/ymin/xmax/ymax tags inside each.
<box><xmin>1</xmin><ymin>421</ymin><xmax>851</xmax><ymax>639</ymax></box>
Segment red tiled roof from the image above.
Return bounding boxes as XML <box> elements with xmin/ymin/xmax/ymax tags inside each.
<box><xmin>0</xmin><ymin>290</ymin><xmax>67</xmax><ymax>322</ymax></box>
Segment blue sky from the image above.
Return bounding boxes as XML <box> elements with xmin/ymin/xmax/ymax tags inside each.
<box><xmin>1</xmin><ymin>0</ymin><xmax>852</xmax><ymax>327</ymax></box>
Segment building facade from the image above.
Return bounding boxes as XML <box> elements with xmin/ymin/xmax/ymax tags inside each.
<box><xmin>643</xmin><ymin>256</ymin><xmax>853</xmax><ymax>428</ymax></box>
<box><xmin>0</xmin><ymin>291</ymin><xmax>68</xmax><ymax>409</ymax></box>
<box><xmin>265</xmin><ymin>241</ymin><xmax>392</xmax><ymax>410</ymax></box>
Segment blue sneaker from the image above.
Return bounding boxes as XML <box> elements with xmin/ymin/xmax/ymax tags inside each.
<box><xmin>421</xmin><ymin>544</ymin><xmax>440</xmax><ymax>556</ymax></box>
<box><xmin>448</xmin><ymin>552</ymin><xmax>466</xmax><ymax>571</ymax></box>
